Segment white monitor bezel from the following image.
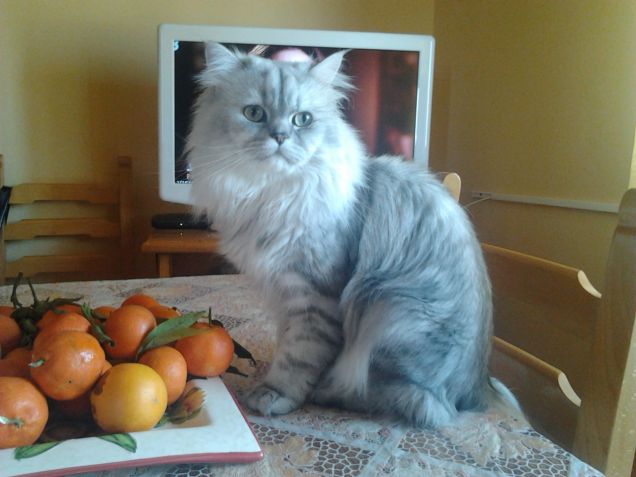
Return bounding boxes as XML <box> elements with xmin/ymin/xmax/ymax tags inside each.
<box><xmin>158</xmin><ymin>24</ymin><xmax>435</xmax><ymax>205</ymax></box>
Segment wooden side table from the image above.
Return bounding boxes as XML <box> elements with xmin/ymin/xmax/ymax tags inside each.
<box><xmin>141</xmin><ymin>229</ymin><xmax>221</xmax><ymax>278</ymax></box>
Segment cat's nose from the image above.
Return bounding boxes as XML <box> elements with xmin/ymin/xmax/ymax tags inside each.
<box><xmin>270</xmin><ymin>132</ymin><xmax>289</xmax><ymax>145</ymax></box>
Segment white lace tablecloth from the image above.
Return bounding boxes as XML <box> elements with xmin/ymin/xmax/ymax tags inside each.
<box><xmin>1</xmin><ymin>275</ymin><xmax>604</xmax><ymax>477</ymax></box>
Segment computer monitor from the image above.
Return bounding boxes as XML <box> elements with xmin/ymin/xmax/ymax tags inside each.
<box><xmin>158</xmin><ymin>24</ymin><xmax>435</xmax><ymax>205</ymax></box>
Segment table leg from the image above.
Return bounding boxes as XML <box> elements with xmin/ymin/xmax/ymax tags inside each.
<box><xmin>157</xmin><ymin>254</ymin><xmax>171</xmax><ymax>278</ymax></box>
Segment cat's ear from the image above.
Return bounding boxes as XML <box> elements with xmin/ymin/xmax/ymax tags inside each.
<box><xmin>200</xmin><ymin>42</ymin><xmax>241</xmax><ymax>85</ymax></box>
<box><xmin>311</xmin><ymin>49</ymin><xmax>349</xmax><ymax>86</ymax></box>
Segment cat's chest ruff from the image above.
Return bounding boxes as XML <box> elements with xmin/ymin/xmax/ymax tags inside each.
<box><xmin>235</xmin><ymin>192</ymin><xmax>338</xmax><ymax>249</ymax></box>
<box><xmin>216</xmin><ymin>184</ymin><xmax>347</xmax><ymax>273</ymax></box>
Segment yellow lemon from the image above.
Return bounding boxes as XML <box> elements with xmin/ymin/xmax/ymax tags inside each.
<box><xmin>90</xmin><ymin>363</ymin><xmax>167</xmax><ymax>433</ymax></box>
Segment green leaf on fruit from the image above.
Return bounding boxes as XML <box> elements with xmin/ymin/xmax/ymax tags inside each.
<box><xmin>136</xmin><ymin>311</ymin><xmax>207</xmax><ymax>358</ymax></box>
<box><xmin>98</xmin><ymin>433</ymin><xmax>137</xmax><ymax>453</ymax></box>
<box><xmin>14</xmin><ymin>441</ymin><xmax>60</xmax><ymax>460</ymax></box>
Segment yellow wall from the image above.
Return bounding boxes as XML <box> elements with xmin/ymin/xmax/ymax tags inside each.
<box><xmin>2</xmin><ymin>0</ymin><xmax>634</xmax><ymax>286</ymax></box>
<box><xmin>0</xmin><ymin>0</ymin><xmax>434</xmax><ymax>277</ymax></box>
<box><xmin>431</xmin><ymin>0</ymin><xmax>636</xmax><ymax>287</ymax></box>
<box><xmin>631</xmin><ymin>127</ymin><xmax>636</xmax><ymax>188</ymax></box>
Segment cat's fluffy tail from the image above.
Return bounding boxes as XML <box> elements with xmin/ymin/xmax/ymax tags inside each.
<box><xmin>486</xmin><ymin>377</ymin><xmax>526</xmax><ymax>422</ymax></box>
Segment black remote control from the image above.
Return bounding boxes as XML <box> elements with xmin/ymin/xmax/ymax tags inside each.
<box><xmin>151</xmin><ymin>213</ymin><xmax>211</xmax><ymax>230</ymax></box>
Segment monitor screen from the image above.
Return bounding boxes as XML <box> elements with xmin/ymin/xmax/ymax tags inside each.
<box><xmin>158</xmin><ymin>25</ymin><xmax>435</xmax><ymax>204</ymax></box>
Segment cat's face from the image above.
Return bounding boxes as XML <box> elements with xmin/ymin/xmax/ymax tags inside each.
<box><xmin>188</xmin><ymin>44</ymin><xmax>349</xmax><ymax>180</ymax></box>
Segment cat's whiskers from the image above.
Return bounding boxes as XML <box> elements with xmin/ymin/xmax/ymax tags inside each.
<box><xmin>179</xmin><ymin>131</ymin><xmax>245</xmax><ymax>149</ymax></box>
<box><xmin>183</xmin><ymin>138</ymin><xmax>243</xmax><ymax>152</ymax></box>
<box><xmin>190</xmin><ymin>146</ymin><xmax>264</xmax><ymax>178</ymax></box>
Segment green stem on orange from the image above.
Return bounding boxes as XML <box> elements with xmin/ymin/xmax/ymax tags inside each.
<box><xmin>0</xmin><ymin>415</ymin><xmax>24</xmax><ymax>428</ymax></box>
<box><xmin>26</xmin><ymin>278</ymin><xmax>40</xmax><ymax>307</ymax></box>
<box><xmin>10</xmin><ymin>272</ymin><xmax>23</xmax><ymax>309</ymax></box>
<box><xmin>28</xmin><ymin>358</ymin><xmax>45</xmax><ymax>368</ymax></box>
<box><xmin>80</xmin><ymin>303</ymin><xmax>114</xmax><ymax>346</ymax></box>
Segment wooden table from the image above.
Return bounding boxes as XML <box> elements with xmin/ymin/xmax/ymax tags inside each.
<box><xmin>141</xmin><ymin>229</ymin><xmax>221</xmax><ymax>277</ymax></box>
<box><xmin>0</xmin><ymin>275</ymin><xmax>605</xmax><ymax>477</ymax></box>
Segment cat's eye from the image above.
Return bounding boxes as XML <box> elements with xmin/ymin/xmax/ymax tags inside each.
<box><xmin>243</xmin><ymin>105</ymin><xmax>266</xmax><ymax>123</ymax></box>
<box><xmin>292</xmin><ymin>112</ymin><xmax>313</xmax><ymax>128</ymax></box>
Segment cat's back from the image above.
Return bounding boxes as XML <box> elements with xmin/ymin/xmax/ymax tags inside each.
<box><xmin>359</xmin><ymin>157</ymin><xmax>475</xmax><ymax>252</ymax></box>
<box><xmin>339</xmin><ymin>157</ymin><xmax>492</xmax><ymax>418</ymax></box>
<box><xmin>350</xmin><ymin>156</ymin><xmax>488</xmax><ymax>303</ymax></box>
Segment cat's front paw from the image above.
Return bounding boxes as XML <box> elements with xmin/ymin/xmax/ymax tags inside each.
<box><xmin>245</xmin><ymin>384</ymin><xmax>301</xmax><ymax>416</ymax></box>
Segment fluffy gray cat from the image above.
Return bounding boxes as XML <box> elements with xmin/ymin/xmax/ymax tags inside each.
<box><xmin>188</xmin><ymin>43</ymin><xmax>508</xmax><ymax>427</ymax></box>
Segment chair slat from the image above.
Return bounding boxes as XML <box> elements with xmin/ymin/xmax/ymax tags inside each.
<box><xmin>493</xmin><ymin>336</ymin><xmax>580</xmax><ymax>406</ymax></box>
<box><xmin>483</xmin><ymin>243</ymin><xmax>600</xmax><ymax>393</ymax></box>
<box><xmin>9</xmin><ymin>183</ymin><xmax>118</xmax><ymax>205</ymax></box>
<box><xmin>5</xmin><ymin>218</ymin><xmax>120</xmax><ymax>240</ymax></box>
<box><xmin>490</xmin><ymin>340</ymin><xmax>580</xmax><ymax>449</ymax></box>
<box><xmin>6</xmin><ymin>254</ymin><xmax>115</xmax><ymax>277</ymax></box>
<box><xmin>442</xmin><ymin>172</ymin><xmax>461</xmax><ymax>202</ymax></box>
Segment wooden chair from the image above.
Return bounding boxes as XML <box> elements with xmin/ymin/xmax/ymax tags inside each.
<box><xmin>442</xmin><ymin>172</ymin><xmax>461</xmax><ymax>202</ymax></box>
<box><xmin>0</xmin><ymin>155</ymin><xmax>134</xmax><ymax>283</ymax></box>
<box><xmin>437</xmin><ymin>171</ymin><xmax>634</xmax><ymax>474</ymax></box>
<box><xmin>486</xmin><ymin>189</ymin><xmax>636</xmax><ymax>477</ymax></box>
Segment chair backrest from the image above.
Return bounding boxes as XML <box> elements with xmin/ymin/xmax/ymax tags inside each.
<box><xmin>0</xmin><ymin>155</ymin><xmax>134</xmax><ymax>283</ymax></box>
<box><xmin>486</xmin><ymin>244</ymin><xmax>597</xmax><ymax>447</ymax></box>
<box><xmin>442</xmin><ymin>172</ymin><xmax>461</xmax><ymax>202</ymax></box>
<box><xmin>486</xmin><ymin>188</ymin><xmax>636</xmax><ymax>476</ymax></box>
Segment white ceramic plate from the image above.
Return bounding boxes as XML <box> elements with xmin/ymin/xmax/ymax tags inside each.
<box><xmin>1</xmin><ymin>378</ymin><xmax>263</xmax><ymax>477</ymax></box>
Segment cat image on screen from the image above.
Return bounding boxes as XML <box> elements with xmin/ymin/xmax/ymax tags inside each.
<box><xmin>187</xmin><ymin>43</ymin><xmax>515</xmax><ymax>427</ymax></box>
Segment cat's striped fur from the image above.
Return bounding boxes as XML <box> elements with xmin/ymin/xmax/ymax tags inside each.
<box><xmin>189</xmin><ymin>43</ymin><xmax>503</xmax><ymax>427</ymax></box>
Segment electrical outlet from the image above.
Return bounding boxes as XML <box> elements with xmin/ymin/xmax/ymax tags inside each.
<box><xmin>471</xmin><ymin>191</ymin><xmax>491</xmax><ymax>199</ymax></box>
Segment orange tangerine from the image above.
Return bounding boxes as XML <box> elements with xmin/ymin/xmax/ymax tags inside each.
<box><xmin>0</xmin><ymin>347</ymin><xmax>32</xmax><ymax>379</ymax></box>
<box><xmin>38</xmin><ymin>304</ymin><xmax>82</xmax><ymax>329</ymax></box>
<box><xmin>30</xmin><ymin>330</ymin><xmax>106</xmax><ymax>401</ymax></box>
<box><xmin>0</xmin><ymin>306</ymin><xmax>15</xmax><ymax>316</ymax></box>
<box><xmin>90</xmin><ymin>363</ymin><xmax>167</xmax><ymax>433</ymax></box>
<box><xmin>139</xmin><ymin>346</ymin><xmax>187</xmax><ymax>404</ymax></box>
<box><xmin>32</xmin><ymin>312</ymin><xmax>91</xmax><ymax>349</ymax></box>
<box><xmin>102</xmin><ymin>305</ymin><xmax>156</xmax><ymax>360</ymax></box>
<box><xmin>121</xmin><ymin>294</ymin><xmax>160</xmax><ymax>310</ymax></box>
<box><xmin>149</xmin><ymin>304</ymin><xmax>181</xmax><ymax>320</ymax></box>
<box><xmin>93</xmin><ymin>305</ymin><xmax>116</xmax><ymax>319</ymax></box>
<box><xmin>0</xmin><ymin>315</ymin><xmax>21</xmax><ymax>357</ymax></box>
<box><xmin>0</xmin><ymin>377</ymin><xmax>49</xmax><ymax>449</ymax></box>
<box><xmin>53</xmin><ymin>350</ymin><xmax>114</xmax><ymax>420</ymax></box>
<box><xmin>175</xmin><ymin>323</ymin><xmax>234</xmax><ymax>377</ymax></box>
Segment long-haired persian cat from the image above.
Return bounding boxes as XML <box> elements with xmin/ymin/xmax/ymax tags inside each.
<box><xmin>188</xmin><ymin>43</ymin><xmax>507</xmax><ymax>427</ymax></box>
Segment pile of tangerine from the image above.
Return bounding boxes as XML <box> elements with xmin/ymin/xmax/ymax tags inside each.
<box><xmin>0</xmin><ymin>293</ymin><xmax>235</xmax><ymax>450</ymax></box>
